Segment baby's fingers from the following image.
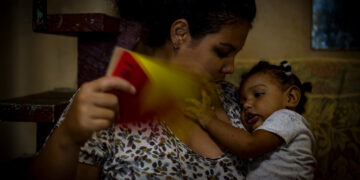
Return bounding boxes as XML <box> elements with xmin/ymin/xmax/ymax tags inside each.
<box><xmin>185</xmin><ymin>106</ymin><xmax>201</xmax><ymax>118</ymax></box>
<box><xmin>183</xmin><ymin>110</ymin><xmax>198</xmax><ymax>121</ymax></box>
<box><xmin>200</xmin><ymin>89</ymin><xmax>212</xmax><ymax>107</ymax></box>
<box><xmin>185</xmin><ymin>98</ymin><xmax>202</xmax><ymax>108</ymax></box>
<box><xmin>184</xmin><ymin>107</ymin><xmax>203</xmax><ymax>126</ymax></box>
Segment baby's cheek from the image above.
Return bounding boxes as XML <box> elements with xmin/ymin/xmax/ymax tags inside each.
<box><xmin>253</xmin><ymin>121</ymin><xmax>263</xmax><ymax>130</ymax></box>
<box><xmin>240</xmin><ymin>112</ymin><xmax>245</xmax><ymax>123</ymax></box>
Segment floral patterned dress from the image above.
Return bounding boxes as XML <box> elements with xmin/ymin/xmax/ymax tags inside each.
<box><xmin>57</xmin><ymin>82</ymin><xmax>247</xmax><ymax>179</ymax></box>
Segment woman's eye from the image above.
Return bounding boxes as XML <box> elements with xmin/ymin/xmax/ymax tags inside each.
<box><xmin>254</xmin><ymin>92</ymin><xmax>264</xmax><ymax>98</ymax></box>
<box><xmin>215</xmin><ymin>49</ymin><xmax>230</xmax><ymax>58</ymax></box>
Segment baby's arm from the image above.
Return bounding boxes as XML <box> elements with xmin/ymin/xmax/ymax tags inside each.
<box><xmin>186</xmin><ymin>92</ymin><xmax>283</xmax><ymax>158</ymax></box>
<box><xmin>202</xmin><ymin>117</ymin><xmax>282</xmax><ymax>158</ymax></box>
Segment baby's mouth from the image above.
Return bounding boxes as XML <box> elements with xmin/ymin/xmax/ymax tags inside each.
<box><xmin>245</xmin><ymin>114</ymin><xmax>259</xmax><ymax>124</ymax></box>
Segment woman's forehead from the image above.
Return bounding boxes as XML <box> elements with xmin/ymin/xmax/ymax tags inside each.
<box><xmin>195</xmin><ymin>22</ymin><xmax>250</xmax><ymax>49</ymax></box>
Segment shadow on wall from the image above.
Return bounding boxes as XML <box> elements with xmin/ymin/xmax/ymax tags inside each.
<box><xmin>0</xmin><ymin>0</ymin><xmax>76</xmax><ymax>168</ymax></box>
<box><xmin>0</xmin><ymin>0</ymin><xmax>15</xmax><ymax>99</ymax></box>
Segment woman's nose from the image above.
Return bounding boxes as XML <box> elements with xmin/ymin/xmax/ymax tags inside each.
<box><xmin>222</xmin><ymin>59</ymin><xmax>235</xmax><ymax>74</ymax></box>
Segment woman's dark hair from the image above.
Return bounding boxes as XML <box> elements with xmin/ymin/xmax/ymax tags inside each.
<box><xmin>116</xmin><ymin>0</ymin><xmax>256</xmax><ymax>47</ymax></box>
<box><xmin>240</xmin><ymin>61</ymin><xmax>312</xmax><ymax>114</ymax></box>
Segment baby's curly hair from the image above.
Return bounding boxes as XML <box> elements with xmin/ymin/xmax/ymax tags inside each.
<box><xmin>240</xmin><ymin>61</ymin><xmax>312</xmax><ymax>114</ymax></box>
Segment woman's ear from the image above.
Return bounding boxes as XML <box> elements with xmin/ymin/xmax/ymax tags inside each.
<box><xmin>170</xmin><ymin>19</ymin><xmax>191</xmax><ymax>49</ymax></box>
<box><xmin>284</xmin><ymin>85</ymin><xmax>301</xmax><ymax>108</ymax></box>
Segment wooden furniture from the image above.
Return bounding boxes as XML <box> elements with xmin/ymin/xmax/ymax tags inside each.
<box><xmin>0</xmin><ymin>89</ymin><xmax>75</xmax><ymax>150</ymax></box>
<box><xmin>0</xmin><ymin>0</ymin><xmax>143</xmax><ymax>150</ymax></box>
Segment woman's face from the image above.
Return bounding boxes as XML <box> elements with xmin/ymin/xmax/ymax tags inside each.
<box><xmin>171</xmin><ymin>22</ymin><xmax>250</xmax><ymax>83</ymax></box>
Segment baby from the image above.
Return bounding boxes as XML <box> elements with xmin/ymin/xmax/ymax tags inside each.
<box><xmin>186</xmin><ymin>61</ymin><xmax>316</xmax><ymax>179</ymax></box>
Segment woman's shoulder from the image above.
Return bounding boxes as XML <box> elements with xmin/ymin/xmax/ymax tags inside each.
<box><xmin>217</xmin><ymin>81</ymin><xmax>245</xmax><ymax>129</ymax></box>
<box><xmin>219</xmin><ymin>81</ymin><xmax>238</xmax><ymax>95</ymax></box>
<box><xmin>218</xmin><ymin>81</ymin><xmax>239</xmax><ymax>103</ymax></box>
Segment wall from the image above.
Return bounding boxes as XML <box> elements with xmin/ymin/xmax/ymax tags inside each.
<box><xmin>47</xmin><ymin>0</ymin><xmax>117</xmax><ymax>16</ymax></box>
<box><xmin>0</xmin><ymin>0</ymin><xmax>118</xmax><ymax>163</ymax></box>
<box><xmin>0</xmin><ymin>0</ymin><xmax>76</xmax><ymax>162</ymax></box>
<box><xmin>237</xmin><ymin>0</ymin><xmax>360</xmax><ymax>61</ymax></box>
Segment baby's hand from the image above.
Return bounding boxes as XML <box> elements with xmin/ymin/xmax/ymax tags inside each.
<box><xmin>185</xmin><ymin>90</ymin><xmax>217</xmax><ymax>128</ymax></box>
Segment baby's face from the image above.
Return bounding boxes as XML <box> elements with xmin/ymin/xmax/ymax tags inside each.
<box><xmin>239</xmin><ymin>73</ymin><xmax>288</xmax><ymax>132</ymax></box>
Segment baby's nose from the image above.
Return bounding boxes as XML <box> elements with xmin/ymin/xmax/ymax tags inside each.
<box><xmin>242</xmin><ymin>102</ymin><xmax>252</xmax><ymax>110</ymax></box>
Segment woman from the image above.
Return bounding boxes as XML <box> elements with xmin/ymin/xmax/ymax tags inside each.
<box><xmin>29</xmin><ymin>0</ymin><xmax>256</xmax><ymax>179</ymax></box>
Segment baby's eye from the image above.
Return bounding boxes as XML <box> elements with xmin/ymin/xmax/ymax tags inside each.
<box><xmin>254</xmin><ymin>92</ymin><xmax>264</xmax><ymax>98</ymax></box>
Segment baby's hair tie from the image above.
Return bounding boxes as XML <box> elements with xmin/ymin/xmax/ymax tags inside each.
<box><xmin>280</xmin><ymin>61</ymin><xmax>292</xmax><ymax>76</ymax></box>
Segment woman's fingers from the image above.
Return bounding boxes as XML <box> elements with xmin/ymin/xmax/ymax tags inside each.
<box><xmin>91</xmin><ymin>93</ymin><xmax>119</xmax><ymax>109</ymax></box>
<box><xmin>87</xmin><ymin>105</ymin><xmax>116</xmax><ymax>120</ymax></box>
<box><xmin>84</xmin><ymin>76</ymin><xmax>136</xmax><ymax>94</ymax></box>
<box><xmin>61</xmin><ymin>76</ymin><xmax>135</xmax><ymax>145</ymax></box>
<box><xmin>89</xmin><ymin>118</ymin><xmax>115</xmax><ymax>131</ymax></box>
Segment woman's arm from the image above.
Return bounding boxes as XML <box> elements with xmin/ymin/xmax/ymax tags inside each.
<box><xmin>28</xmin><ymin>126</ymin><xmax>100</xmax><ymax>180</ymax></box>
<box><xmin>76</xmin><ymin>163</ymin><xmax>101</xmax><ymax>180</ymax></box>
<box><xmin>28</xmin><ymin>124</ymin><xmax>83</xmax><ymax>180</ymax></box>
<box><xmin>28</xmin><ymin>76</ymin><xmax>136</xmax><ymax>180</ymax></box>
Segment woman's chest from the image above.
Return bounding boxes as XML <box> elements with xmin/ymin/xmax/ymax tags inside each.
<box><xmin>106</xmin><ymin>122</ymin><xmax>246</xmax><ymax>179</ymax></box>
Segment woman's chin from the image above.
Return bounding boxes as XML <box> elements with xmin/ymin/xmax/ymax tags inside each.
<box><xmin>212</xmin><ymin>79</ymin><xmax>225</xmax><ymax>84</ymax></box>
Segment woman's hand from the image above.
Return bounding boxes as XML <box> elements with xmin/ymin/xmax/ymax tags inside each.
<box><xmin>28</xmin><ymin>76</ymin><xmax>135</xmax><ymax>180</ymax></box>
<box><xmin>62</xmin><ymin>76</ymin><xmax>136</xmax><ymax>147</ymax></box>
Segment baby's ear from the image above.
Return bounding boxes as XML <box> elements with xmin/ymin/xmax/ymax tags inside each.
<box><xmin>284</xmin><ymin>85</ymin><xmax>301</xmax><ymax>108</ymax></box>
